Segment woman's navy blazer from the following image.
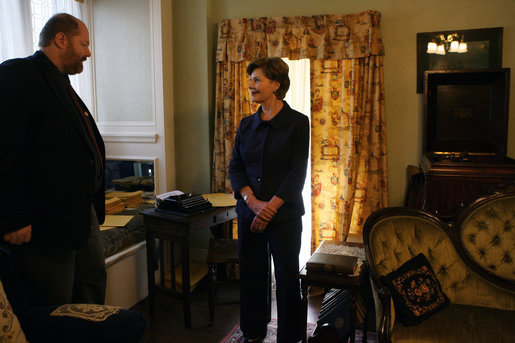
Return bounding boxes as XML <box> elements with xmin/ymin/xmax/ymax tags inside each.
<box><xmin>229</xmin><ymin>101</ymin><xmax>309</xmax><ymax>223</ymax></box>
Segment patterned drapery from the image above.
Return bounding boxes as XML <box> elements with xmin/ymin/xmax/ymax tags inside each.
<box><xmin>212</xmin><ymin>61</ymin><xmax>258</xmax><ymax>193</ymax></box>
<box><xmin>310</xmin><ymin>58</ymin><xmax>387</xmax><ymax>249</ymax></box>
<box><xmin>212</xmin><ymin>10</ymin><xmax>387</xmax><ymax>248</ymax></box>
<box><xmin>216</xmin><ymin>11</ymin><xmax>384</xmax><ymax>62</ymax></box>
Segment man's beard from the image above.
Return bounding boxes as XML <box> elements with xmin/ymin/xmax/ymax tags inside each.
<box><xmin>62</xmin><ymin>46</ymin><xmax>85</xmax><ymax>75</ymax></box>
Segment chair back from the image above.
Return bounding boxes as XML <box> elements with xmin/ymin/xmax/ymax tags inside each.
<box><xmin>455</xmin><ymin>191</ymin><xmax>515</xmax><ymax>290</ymax></box>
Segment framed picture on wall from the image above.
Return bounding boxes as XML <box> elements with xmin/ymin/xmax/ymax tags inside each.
<box><xmin>416</xmin><ymin>27</ymin><xmax>503</xmax><ymax>93</ymax></box>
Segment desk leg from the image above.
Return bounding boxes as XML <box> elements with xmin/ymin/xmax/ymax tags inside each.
<box><xmin>300</xmin><ymin>280</ymin><xmax>308</xmax><ymax>343</ymax></box>
<box><xmin>181</xmin><ymin>236</ymin><xmax>192</xmax><ymax>329</ymax></box>
<box><xmin>146</xmin><ymin>234</ymin><xmax>156</xmax><ymax>316</ymax></box>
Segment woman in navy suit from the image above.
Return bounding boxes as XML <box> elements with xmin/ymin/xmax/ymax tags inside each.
<box><xmin>229</xmin><ymin>57</ymin><xmax>309</xmax><ymax>343</ymax></box>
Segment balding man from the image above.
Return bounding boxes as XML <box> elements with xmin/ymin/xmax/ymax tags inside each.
<box><xmin>0</xmin><ymin>13</ymin><xmax>106</xmax><ymax>307</ymax></box>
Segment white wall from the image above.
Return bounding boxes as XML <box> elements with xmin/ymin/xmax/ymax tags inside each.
<box><xmin>90</xmin><ymin>0</ymin><xmax>175</xmax><ymax>194</ymax></box>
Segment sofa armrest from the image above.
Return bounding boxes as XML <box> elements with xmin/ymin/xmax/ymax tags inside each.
<box><xmin>377</xmin><ymin>286</ymin><xmax>394</xmax><ymax>343</ymax></box>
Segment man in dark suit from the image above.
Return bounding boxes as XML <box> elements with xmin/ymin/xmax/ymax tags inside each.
<box><xmin>0</xmin><ymin>13</ymin><xmax>106</xmax><ymax>307</ymax></box>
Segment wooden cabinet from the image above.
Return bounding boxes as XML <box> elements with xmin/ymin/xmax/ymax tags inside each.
<box><xmin>407</xmin><ymin>156</ymin><xmax>515</xmax><ymax>220</ymax></box>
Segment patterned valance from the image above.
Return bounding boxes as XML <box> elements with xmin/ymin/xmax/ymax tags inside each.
<box><xmin>216</xmin><ymin>10</ymin><xmax>384</xmax><ymax>62</ymax></box>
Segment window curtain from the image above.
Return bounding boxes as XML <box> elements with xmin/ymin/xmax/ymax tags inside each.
<box><xmin>212</xmin><ymin>10</ymin><xmax>387</xmax><ymax>249</ymax></box>
<box><xmin>310</xmin><ymin>57</ymin><xmax>387</xmax><ymax>246</ymax></box>
<box><xmin>0</xmin><ymin>0</ymin><xmax>32</xmax><ymax>62</ymax></box>
<box><xmin>0</xmin><ymin>0</ymin><xmax>91</xmax><ymax>108</ymax></box>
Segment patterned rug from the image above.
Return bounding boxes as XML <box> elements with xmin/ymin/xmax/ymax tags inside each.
<box><xmin>220</xmin><ymin>319</ymin><xmax>317</xmax><ymax>343</ymax></box>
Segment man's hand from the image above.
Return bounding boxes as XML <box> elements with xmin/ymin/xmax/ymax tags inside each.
<box><xmin>3</xmin><ymin>225</ymin><xmax>32</xmax><ymax>245</ymax></box>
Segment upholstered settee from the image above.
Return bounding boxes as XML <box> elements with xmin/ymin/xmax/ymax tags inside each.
<box><xmin>363</xmin><ymin>191</ymin><xmax>515</xmax><ymax>343</ymax></box>
<box><xmin>0</xmin><ymin>246</ymin><xmax>148</xmax><ymax>343</ymax></box>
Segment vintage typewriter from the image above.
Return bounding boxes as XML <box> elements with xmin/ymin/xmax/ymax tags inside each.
<box><xmin>157</xmin><ymin>192</ymin><xmax>213</xmax><ymax>216</ymax></box>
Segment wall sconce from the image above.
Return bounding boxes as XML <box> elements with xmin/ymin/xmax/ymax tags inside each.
<box><xmin>426</xmin><ymin>33</ymin><xmax>467</xmax><ymax>55</ymax></box>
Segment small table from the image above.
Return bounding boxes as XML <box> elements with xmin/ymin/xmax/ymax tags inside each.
<box><xmin>141</xmin><ymin>206</ymin><xmax>237</xmax><ymax>328</ymax></box>
<box><xmin>299</xmin><ymin>241</ymin><xmax>368</xmax><ymax>343</ymax></box>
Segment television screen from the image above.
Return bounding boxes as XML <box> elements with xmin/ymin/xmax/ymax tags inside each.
<box><xmin>424</xmin><ymin>69</ymin><xmax>509</xmax><ymax>161</ymax></box>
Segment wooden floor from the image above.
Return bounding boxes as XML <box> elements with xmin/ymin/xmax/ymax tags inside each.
<box><xmin>130</xmin><ymin>280</ymin><xmax>324</xmax><ymax>343</ymax></box>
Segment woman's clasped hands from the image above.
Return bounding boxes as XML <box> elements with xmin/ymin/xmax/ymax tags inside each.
<box><xmin>247</xmin><ymin>197</ymin><xmax>278</xmax><ymax>233</ymax></box>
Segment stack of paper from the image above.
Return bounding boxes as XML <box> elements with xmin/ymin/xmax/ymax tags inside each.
<box><xmin>106</xmin><ymin>191</ymin><xmax>144</xmax><ymax>208</ymax></box>
<box><xmin>105</xmin><ymin>197</ymin><xmax>125</xmax><ymax>215</ymax></box>
<box><xmin>202</xmin><ymin>193</ymin><xmax>237</xmax><ymax>207</ymax></box>
<box><xmin>100</xmin><ymin>215</ymin><xmax>134</xmax><ymax>231</ymax></box>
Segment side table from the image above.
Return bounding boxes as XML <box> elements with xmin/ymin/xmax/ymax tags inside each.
<box><xmin>299</xmin><ymin>241</ymin><xmax>368</xmax><ymax>343</ymax></box>
<box><xmin>141</xmin><ymin>206</ymin><xmax>237</xmax><ymax>328</ymax></box>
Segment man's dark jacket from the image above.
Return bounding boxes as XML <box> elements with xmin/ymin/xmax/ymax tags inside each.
<box><xmin>0</xmin><ymin>51</ymin><xmax>105</xmax><ymax>249</ymax></box>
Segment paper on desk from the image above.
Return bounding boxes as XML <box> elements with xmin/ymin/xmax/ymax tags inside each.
<box><xmin>101</xmin><ymin>215</ymin><xmax>134</xmax><ymax>228</ymax></box>
<box><xmin>156</xmin><ymin>190</ymin><xmax>185</xmax><ymax>202</ymax></box>
<box><xmin>202</xmin><ymin>193</ymin><xmax>236</xmax><ymax>207</ymax></box>
<box><xmin>100</xmin><ymin>226</ymin><xmax>116</xmax><ymax>232</ymax></box>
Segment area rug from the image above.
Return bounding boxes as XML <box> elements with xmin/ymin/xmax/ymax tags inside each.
<box><xmin>220</xmin><ymin>319</ymin><xmax>317</xmax><ymax>343</ymax></box>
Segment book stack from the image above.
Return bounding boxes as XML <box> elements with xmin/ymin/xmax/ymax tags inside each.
<box><xmin>106</xmin><ymin>191</ymin><xmax>144</xmax><ymax>208</ymax></box>
<box><xmin>306</xmin><ymin>240</ymin><xmax>360</xmax><ymax>276</ymax></box>
<box><xmin>105</xmin><ymin>197</ymin><xmax>125</xmax><ymax>214</ymax></box>
<box><xmin>112</xmin><ymin>176</ymin><xmax>154</xmax><ymax>192</ymax></box>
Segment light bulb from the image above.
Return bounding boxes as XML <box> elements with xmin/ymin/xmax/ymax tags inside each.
<box><xmin>449</xmin><ymin>41</ymin><xmax>459</xmax><ymax>52</ymax></box>
<box><xmin>458</xmin><ymin>42</ymin><xmax>468</xmax><ymax>53</ymax></box>
<box><xmin>427</xmin><ymin>42</ymin><xmax>437</xmax><ymax>54</ymax></box>
<box><xmin>436</xmin><ymin>44</ymin><xmax>446</xmax><ymax>55</ymax></box>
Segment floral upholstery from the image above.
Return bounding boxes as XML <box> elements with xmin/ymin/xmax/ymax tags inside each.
<box><xmin>364</xmin><ymin>191</ymin><xmax>515</xmax><ymax>343</ymax></box>
<box><xmin>0</xmin><ymin>280</ymin><xmax>27</xmax><ymax>343</ymax></box>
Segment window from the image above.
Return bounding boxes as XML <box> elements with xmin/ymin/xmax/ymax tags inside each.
<box><xmin>283</xmin><ymin>58</ymin><xmax>312</xmax><ymax>265</ymax></box>
<box><xmin>30</xmin><ymin>0</ymin><xmax>53</xmax><ymax>52</ymax></box>
<box><xmin>0</xmin><ymin>0</ymin><xmax>92</xmax><ymax>109</ymax></box>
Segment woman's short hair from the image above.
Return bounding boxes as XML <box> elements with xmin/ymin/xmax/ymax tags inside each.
<box><xmin>39</xmin><ymin>13</ymin><xmax>80</xmax><ymax>48</ymax></box>
<box><xmin>247</xmin><ymin>57</ymin><xmax>290</xmax><ymax>100</ymax></box>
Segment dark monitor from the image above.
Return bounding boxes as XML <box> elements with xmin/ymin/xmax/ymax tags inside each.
<box><xmin>424</xmin><ymin>69</ymin><xmax>510</xmax><ymax>162</ymax></box>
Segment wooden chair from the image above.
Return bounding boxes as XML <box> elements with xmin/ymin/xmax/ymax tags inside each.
<box><xmin>207</xmin><ymin>238</ymin><xmax>239</xmax><ymax>324</ymax></box>
<box><xmin>206</xmin><ymin>236</ymin><xmax>272</xmax><ymax>325</ymax></box>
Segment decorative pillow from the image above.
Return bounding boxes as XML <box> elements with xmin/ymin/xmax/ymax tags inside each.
<box><xmin>50</xmin><ymin>303</ymin><xmax>121</xmax><ymax>321</ymax></box>
<box><xmin>19</xmin><ymin>304</ymin><xmax>147</xmax><ymax>343</ymax></box>
<box><xmin>0</xmin><ymin>280</ymin><xmax>28</xmax><ymax>343</ymax></box>
<box><xmin>380</xmin><ymin>253</ymin><xmax>449</xmax><ymax>326</ymax></box>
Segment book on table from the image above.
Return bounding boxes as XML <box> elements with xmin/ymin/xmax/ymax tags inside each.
<box><xmin>305</xmin><ymin>240</ymin><xmax>360</xmax><ymax>275</ymax></box>
<box><xmin>306</xmin><ymin>252</ymin><xmax>358</xmax><ymax>275</ymax></box>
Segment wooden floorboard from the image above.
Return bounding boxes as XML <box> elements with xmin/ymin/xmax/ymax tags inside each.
<box><xmin>131</xmin><ymin>280</ymin><xmax>324</xmax><ymax>343</ymax></box>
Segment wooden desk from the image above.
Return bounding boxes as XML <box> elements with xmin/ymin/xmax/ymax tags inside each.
<box><xmin>141</xmin><ymin>206</ymin><xmax>237</xmax><ymax>328</ymax></box>
<box><xmin>299</xmin><ymin>242</ymin><xmax>368</xmax><ymax>343</ymax></box>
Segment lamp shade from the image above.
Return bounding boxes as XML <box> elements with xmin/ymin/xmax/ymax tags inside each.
<box><xmin>449</xmin><ymin>40</ymin><xmax>459</xmax><ymax>52</ymax></box>
<box><xmin>427</xmin><ymin>42</ymin><xmax>438</xmax><ymax>54</ymax></box>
